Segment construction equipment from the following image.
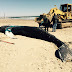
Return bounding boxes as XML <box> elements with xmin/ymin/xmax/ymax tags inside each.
<box><xmin>35</xmin><ymin>4</ymin><xmax>72</xmax><ymax>29</ymax></box>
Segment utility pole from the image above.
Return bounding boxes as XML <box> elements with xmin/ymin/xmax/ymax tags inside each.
<box><xmin>4</xmin><ymin>12</ymin><xmax>5</xmax><ymax>19</ymax></box>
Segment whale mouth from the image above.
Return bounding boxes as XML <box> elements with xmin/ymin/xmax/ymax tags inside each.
<box><xmin>56</xmin><ymin>44</ymin><xmax>72</xmax><ymax>62</ymax></box>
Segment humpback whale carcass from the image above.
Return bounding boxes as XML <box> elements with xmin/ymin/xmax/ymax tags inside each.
<box><xmin>0</xmin><ymin>26</ymin><xmax>72</xmax><ymax>62</ymax></box>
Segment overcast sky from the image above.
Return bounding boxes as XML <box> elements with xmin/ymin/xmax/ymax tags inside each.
<box><xmin>0</xmin><ymin>0</ymin><xmax>72</xmax><ymax>17</ymax></box>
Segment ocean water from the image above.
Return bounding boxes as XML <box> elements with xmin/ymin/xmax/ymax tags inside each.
<box><xmin>19</xmin><ymin>17</ymin><xmax>36</xmax><ymax>20</ymax></box>
<box><xmin>9</xmin><ymin>16</ymin><xmax>39</xmax><ymax>20</ymax></box>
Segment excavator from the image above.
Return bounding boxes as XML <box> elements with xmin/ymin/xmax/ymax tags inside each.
<box><xmin>35</xmin><ymin>4</ymin><xmax>72</xmax><ymax>28</ymax></box>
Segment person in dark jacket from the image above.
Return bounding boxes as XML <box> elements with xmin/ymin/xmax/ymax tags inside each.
<box><xmin>51</xmin><ymin>13</ymin><xmax>58</xmax><ymax>32</ymax></box>
<box><xmin>42</xmin><ymin>15</ymin><xmax>50</xmax><ymax>31</ymax></box>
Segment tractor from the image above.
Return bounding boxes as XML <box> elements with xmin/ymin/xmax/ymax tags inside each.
<box><xmin>35</xmin><ymin>4</ymin><xmax>72</xmax><ymax>29</ymax></box>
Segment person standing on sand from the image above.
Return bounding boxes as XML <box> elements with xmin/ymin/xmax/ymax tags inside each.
<box><xmin>51</xmin><ymin>13</ymin><xmax>58</xmax><ymax>32</ymax></box>
<box><xmin>42</xmin><ymin>15</ymin><xmax>50</xmax><ymax>31</ymax></box>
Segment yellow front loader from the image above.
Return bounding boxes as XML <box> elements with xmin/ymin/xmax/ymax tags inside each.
<box><xmin>35</xmin><ymin>4</ymin><xmax>72</xmax><ymax>29</ymax></box>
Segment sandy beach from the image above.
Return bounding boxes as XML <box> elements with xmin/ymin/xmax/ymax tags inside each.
<box><xmin>0</xmin><ymin>19</ymin><xmax>72</xmax><ymax>72</ymax></box>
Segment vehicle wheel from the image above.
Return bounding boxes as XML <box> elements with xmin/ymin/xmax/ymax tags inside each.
<box><xmin>57</xmin><ymin>23</ymin><xmax>62</xmax><ymax>29</ymax></box>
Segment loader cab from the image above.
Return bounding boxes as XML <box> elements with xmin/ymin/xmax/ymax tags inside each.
<box><xmin>60</xmin><ymin>4</ymin><xmax>72</xmax><ymax>12</ymax></box>
<box><xmin>60</xmin><ymin>4</ymin><xmax>72</xmax><ymax>19</ymax></box>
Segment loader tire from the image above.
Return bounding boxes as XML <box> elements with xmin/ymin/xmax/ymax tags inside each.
<box><xmin>57</xmin><ymin>23</ymin><xmax>62</xmax><ymax>29</ymax></box>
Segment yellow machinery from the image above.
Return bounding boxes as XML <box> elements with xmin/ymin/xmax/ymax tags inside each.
<box><xmin>35</xmin><ymin>4</ymin><xmax>72</xmax><ymax>28</ymax></box>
